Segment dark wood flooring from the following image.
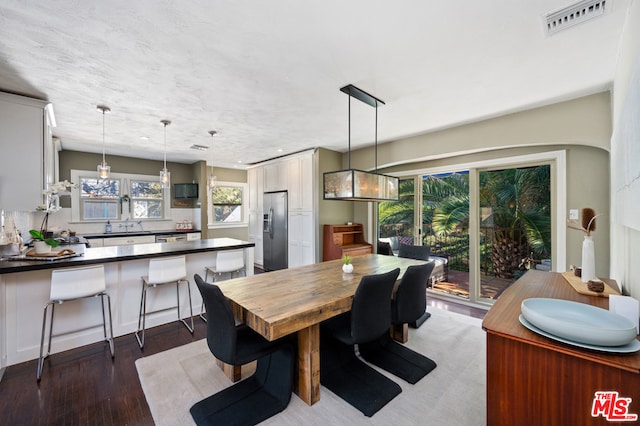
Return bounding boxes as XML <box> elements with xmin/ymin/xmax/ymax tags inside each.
<box><xmin>0</xmin><ymin>298</ymin><xmax>486</xmax><ymax>425</ymax></box>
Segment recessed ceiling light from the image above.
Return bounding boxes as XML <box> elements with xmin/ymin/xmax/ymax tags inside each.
<box><xmin>277</xmin><ymin>149</ymin><xmax>283</xmax><ymax>153</ymax></box>
<box><xmin>190</xmin><ymin>144</ymin><xmax>209</xmax><ymax>151</ymax></box>
<box><xmin>140</xmin><ymin>136</ymin><xmax>150</xmax><ymax>140</ymax></box>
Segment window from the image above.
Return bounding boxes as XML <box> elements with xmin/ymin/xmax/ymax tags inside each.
<box><xmin>130</xmin><ymin>179</ymin><xmax>164</xmax><ymax>219</ymax></box>
<box><xmin>71</xmin><ymin>170</ymin><xmax>170</xmax><ymax>222</ymax></box>
<box><xmin>80</xmin><ymin>177</ymin><xmax>120</xmax><ymax>220</ymax></box>
<box><xmin>208</xmin><ymin>181</ymin><xmax>247</xmax><ymax>227</ymax></box>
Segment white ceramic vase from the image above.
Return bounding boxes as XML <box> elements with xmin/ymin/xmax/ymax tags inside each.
<box><xmin>34</xmin><ymin>240</ymin><xmax>51</xmax><ymax>254</ymax></box>
<box><xmin>581</xmin><ymin>235</ymin><xmax>595</xmax><ymax>282</ymax></box>
<box><xmin>342</xmin><ymin>263</ymin><xmax>354</xmax><ymax>274</ymax></box>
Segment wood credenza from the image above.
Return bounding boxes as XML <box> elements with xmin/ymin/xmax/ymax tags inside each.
<box><xmin>322</xmin><ymin>223</ymin><xmax>372</xmax><ymax>261</ymax></box>
<box><xmin>482</xmin><ymin>270</ymin><xmax>640</xmax><ymax>425</ymax></box>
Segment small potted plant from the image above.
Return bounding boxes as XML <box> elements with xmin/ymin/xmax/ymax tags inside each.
<box><xmin>342</xmin><ymin>254</ymin><xmax>354</xmax><ymax>273</ymax></box>
<box><xmin>29</xmin><ymin>229</ymin><xmax>59</xmax><ymax>254</ymax></box>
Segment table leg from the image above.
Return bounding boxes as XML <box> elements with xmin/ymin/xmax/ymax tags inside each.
<box><xmin>296</xmin><ymin>324</ymin><xmax>320</xmax><ymax>405</ymax></box>
<box><xmin>391</xmin><ymin>323</ymin><xmax>408</xmax><ymax>343</ymax></box>
<box><xmin>215</xmin><ymin>358</ymin><xmax>242</xmax><ymax>382</ymax></box>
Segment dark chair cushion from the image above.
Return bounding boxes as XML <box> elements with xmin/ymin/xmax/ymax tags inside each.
<box><xmin>398</xmin><ymin>243</ymin><xmax>430</xmax><ymax>261</ymax></box>
<box><xmin>377</xmin><ymin>241</ymin><xmax>394</xmax><ymax>256</ymax></box>
<box><xmin>194</xmin><ymin>274</ymin><xmax>285</xmax><ymax>365</ymax></box>
<box><xmin>323</xmin><ymin>268</ymin><xmax>400</xmax><ymax>345</ymax></box>
<box><xmin>392</xmin><ymin>262</ymin><xmax>435</xmax><ymax>324</ymax></box>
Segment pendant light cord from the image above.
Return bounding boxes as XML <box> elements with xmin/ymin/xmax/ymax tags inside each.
<box><xmin>102</xmin><ymin>109</ymin><xmax>106</xmax><ymax>163</ymax></box>
<box><xmin>348</xmin><ymin>94</ymin><xmax>351</xmax><ymax>170</ymax></box>
<box><xmin>375</xmin><ymin>103</ymin><xmax>378</xmax><ymax>173</ymax></box>
<box><xmin>163</xmin><ymin>122</ymin><xmax>167</xmax><ymax>169</ymax></box>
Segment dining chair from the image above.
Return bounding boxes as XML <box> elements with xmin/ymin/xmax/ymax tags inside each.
<box><xmin>37</xmin><ymin>264</ymin><xmax>114</xmax><ymax>381</ymax></box>
<box><xmin>200</xmin><ymin>250</ymin><xmax>245</xmax><ymax>322</ymax></box>
<box><xmin>359</xmin><ymin>262</ymin><xmax>438</xmax><ymax>384</ymax></box>
<box><xmin>320</xmin><ymin>268</ymin><xmax>402</xmax><ymax>417</ymax></box>
<box><xmin>190</xmin><ymin>274</ymin><xmax>295</xmax><ymax>425</ymax></box>
<box><xmin>398</xmin><ymin>243</ymin><xmax>432</xmax><ymax>327</ymax></box>
<box><xmin>135</xmin><ymin>256</ymin><xmax>194</xmax><ymax>349</ymax></box>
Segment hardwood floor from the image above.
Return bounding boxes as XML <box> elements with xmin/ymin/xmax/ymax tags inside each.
<box><xmin>0</xmin><ymin>298</ymin><xmax>485</xmax><ymax>425</ymax></box>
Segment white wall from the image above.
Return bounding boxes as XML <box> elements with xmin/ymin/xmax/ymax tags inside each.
<box><xmin>611</xmin><ymin>0</ymin><xmax>640</xmax><ymax>297</ymax></box>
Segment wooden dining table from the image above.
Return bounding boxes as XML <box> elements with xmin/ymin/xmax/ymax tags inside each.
<box><xmin>215</xmin><ymin>253</ymin><xmax>426</xmax><ymax>406</ymax></box>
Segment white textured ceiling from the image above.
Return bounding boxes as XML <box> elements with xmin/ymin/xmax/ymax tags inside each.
<box><xmin>0</xmin><ymin>1</ymin><xmax>631</xmax><ymax>168</ymax></box>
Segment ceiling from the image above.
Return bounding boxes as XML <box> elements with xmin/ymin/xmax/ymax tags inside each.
<box><xmin>0</xmin><ymin>1</ymin><xmax>632</xmax><ymax>169</ymax></box>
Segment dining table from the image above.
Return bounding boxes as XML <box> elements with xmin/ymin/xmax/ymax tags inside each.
<box><xmin>215</xmin><ymin>253</ymin><xmax>426</xmax><ymax>406</ymax></box>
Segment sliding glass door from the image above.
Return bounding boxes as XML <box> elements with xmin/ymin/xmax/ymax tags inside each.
<box><xmin>378</xmin><ymin>160</ymin><xmax>554</xmax><ymax>306</ymax></box>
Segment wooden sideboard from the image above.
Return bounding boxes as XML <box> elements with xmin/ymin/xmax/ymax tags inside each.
<box><xmin>482</xmin><ymin>270</ymin><xmax>640</xmax><ymax>425</ymax></box>
<box><xmin>322</xmin><ymin>223</ymin><xmax>372</xmax><ymax>261</ymax></box>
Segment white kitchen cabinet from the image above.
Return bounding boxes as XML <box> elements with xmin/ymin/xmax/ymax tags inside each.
<box><xmin>0</xmin><ymin>92</ymin><xmax>51</xmax><ymax>211</ymax></box>
<box><xmin>288</xmin><ymin>154</ymin><xmax>314</xmax><ymax>211</ymax></box>
<box><xmin>186</xmin><ymin>232</ymin><xmax>201</xmax><ymax>241</ymax></box>
<box><xmin>248</xmin><ymin>149</ymin><xmax>317</xmax><ymax>269</ymax></box>
<box><xmin>263</xmin><ymin>161</ymin><xmax>287</xmax><ymax>192</ymax></box>
<box><xmin>288</xmin><ymin>210</ymin><xmax>314</xmax><ymax>267</ymax></box>
<box><xmin>102</xmin><ymin>235</ymin><xmax>156</xmax><ymax>246</ymax></box>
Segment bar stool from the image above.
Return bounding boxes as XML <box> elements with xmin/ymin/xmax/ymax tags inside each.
<box><xmin>37</xmin><ymin>264</ymin><xmax>114</xmax><ymax>381</ymax></box>
<box><xmin>200</xmin><ymin>250</ymin><xmax>246</xmax><ymax>322</ymax></box>
<box><xmin>135</xmin><ymin>255</ymin><xmax>194</xmax><ymax>349</ymax></box>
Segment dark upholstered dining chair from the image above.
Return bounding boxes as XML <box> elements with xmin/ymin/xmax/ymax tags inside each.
<box><xmin>360</xmin><ymin>262</ymin><xmax>438</xmax><ymax>384</ymax></box>
<box><xmin>190</xmin><ymin>274</ymin><xmax>295</xmax><ymax>426</ymax></box>
<box><xmin>398</xmin><ymin>243</ymin><xmax>431</xmax><ymax>327</ymax></box>
<box><xmin>320</xmin><ymin>268</ymin><xmax>402</xmax><ymax>417</ymax></box>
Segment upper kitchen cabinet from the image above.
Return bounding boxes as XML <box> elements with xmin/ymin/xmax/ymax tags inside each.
<box><xmin>263</xmin><ymin>161</ymin><xmax>287</xmax><ymax>192</ymax></box>
<box><xmin>0</xmin><ymin>92</ymin><xmax>55</xmax><ymax>211</ymax></box>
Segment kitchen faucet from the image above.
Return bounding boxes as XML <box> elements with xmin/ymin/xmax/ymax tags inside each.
<box><xmin>119</xmin><ymin>218</ymin><xmax>135</xmax><ymax>233</ymax></box>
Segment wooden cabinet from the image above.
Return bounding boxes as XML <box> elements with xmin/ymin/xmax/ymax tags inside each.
<box><xmin>483</xmin><ymin>270</ymin><xmax>640</xmax><ymax>425</ymax></box>
<box><xmin>323</xmin><ymin>223</ymin><xmax>372</xmax><ymax>261</ymax></box>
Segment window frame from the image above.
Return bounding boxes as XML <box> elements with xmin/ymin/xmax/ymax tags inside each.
<box><xmin>207</xmin><ymin>181</ymin><xmax>248</xmax><ymax>229</ymax></box>
<box><xmin>70</xmin><ymin>169</ymin><xmax>171</xmax><ymax>223</ymax></box>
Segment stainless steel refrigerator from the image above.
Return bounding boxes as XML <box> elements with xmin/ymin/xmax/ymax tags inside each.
<box><xmin>263</xmin><ymin>191</ymin><xmax>288</xmax><ymax>271</ymax></box>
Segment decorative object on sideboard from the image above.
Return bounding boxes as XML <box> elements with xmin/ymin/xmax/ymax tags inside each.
<box><xmin>567</xmin><ymin>207</ymin><xmax>599</xmax><ymax>283</ymax></box>
<box><xmin>207</xmin><ymin>130</ymin><xmax>218</xmax><ymax>190</ymax></box>
<box><xmin>342</xmin><ymin>254</ymin><xmax>353</xmax><ymax>273</ymax></box>
<box><xmin>160</xmin><ymin>119</ymin><xmax>171</xmax><ymax>188</ymax></box>
<box><xmin>323</xmin><ymin>84</ymin><xmax>399</xmax><ymax>202</ymax></box>
<box><xmin>96</xmin><ymin>105</ymin><xmax>111</xmax><ymax>180</ymax></box>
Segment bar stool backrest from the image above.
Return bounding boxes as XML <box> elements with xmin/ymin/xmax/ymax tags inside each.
<box><xmin>214</xmin><ymin>250</ymin><xmax>245</xmax><ymax>273</ymax></box>
<box><xmin>148</xmin><ymin>256</ymin><xmax>187</xmax><ymax>284</ymax></box>
<box><xmin>50</xmin><ymin>265</ymin><xmax>106</xmax><ymax>301</ymax></box>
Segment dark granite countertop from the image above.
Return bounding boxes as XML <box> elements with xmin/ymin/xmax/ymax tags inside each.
<box><xmin>0</xmin><ymin>238</ymin><xmax>253</xmax><ymax>274</ymax></box>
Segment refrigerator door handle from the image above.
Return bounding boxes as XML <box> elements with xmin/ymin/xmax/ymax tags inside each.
<box><xmin>268</xmin><ymin>207</ymin><xmax>274</xmax><ymax>239</ymax></box>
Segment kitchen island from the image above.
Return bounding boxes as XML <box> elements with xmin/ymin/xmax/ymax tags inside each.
<box><xmin>0</xmin><ymin>238</ymin><xmax>254</xmax><ymax>370</ymax></box>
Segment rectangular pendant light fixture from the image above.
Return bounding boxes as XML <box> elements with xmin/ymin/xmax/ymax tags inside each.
<box><xmin>323</xmin><ymin>84</ymin><xmax>399</xmax><ymax>202</ymax></box>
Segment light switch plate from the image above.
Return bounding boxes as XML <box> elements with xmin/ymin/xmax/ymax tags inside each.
<box><xmin>569</xmin><ymin>209</ymin><xmax>579</xmax><ymax>220</ymax></box>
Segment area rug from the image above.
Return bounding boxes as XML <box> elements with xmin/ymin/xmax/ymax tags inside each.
<box><xmin>135</xmin><ymin>307</ymin><xmax>486</xmax><ymax>425</ymax></box>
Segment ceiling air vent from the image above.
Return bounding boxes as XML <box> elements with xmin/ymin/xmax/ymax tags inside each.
<box><xmin>545</xmin><ymin>0</ymin><xmax>609</xmax><ymax>36</ymax></box>
<box><xmin>190</xmin><ymin>144</ymin><xmax>209</xmax><ymax>151</ymax></box>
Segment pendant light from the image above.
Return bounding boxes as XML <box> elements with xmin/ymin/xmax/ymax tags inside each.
<box><xmin>97</xmin><ymin>105</ymin><xmax>111</xmax><ymax>180</ymax></box>
<box><xmin>323</xmin><ymin>84</ymin><xmax>399</xmax><ymax>202</ymax></box>
<box><xmin>160</xmin><ymin>119</ymin><xmax>171</xmax><ymax>187</ymax></box>
<box><xmin>207</xmin><ymin>130</ymin><xmax>217</xmax><ymax>190</ymax></box>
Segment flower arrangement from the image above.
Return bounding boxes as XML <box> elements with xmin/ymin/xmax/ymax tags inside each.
<box><xmin>31</xmin><ymin>180</ymin><xmax>77</xmax><ymax>239</ymax></box>
<box><xmin>28</xmin><ymin>229</ymin><xmax>59</xmax><ymax>248</ymax></box>
<box><xmin>36</xmin><ymin>180</ymin><xmax>78</xmax><ymax>213</ymax></box>
<box><xmin>567</xmin><ymin>207</ymin><xmax>598</xmax><ymax>236</ymax></box>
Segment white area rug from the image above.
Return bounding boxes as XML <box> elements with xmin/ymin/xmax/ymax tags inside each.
<box><xmin>135</xmin><ymin>307</ymin><xmax>486</xmax><ymax>425</ymax></box>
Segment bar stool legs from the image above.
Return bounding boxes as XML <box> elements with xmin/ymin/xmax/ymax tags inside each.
<box><xmin>135</xmin><ymin>279</ymin><xmax>194</xmax><ymax>349</ymax></box>
<box><xmin>37</xmin><ymin>293</ymin><xmax>115</xmax><ymax>382</ymax></box>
